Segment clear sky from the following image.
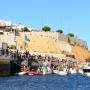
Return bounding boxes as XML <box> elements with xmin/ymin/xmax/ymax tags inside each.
<box><xmin>0</xmin><ymin>0</ymin><xmax>90</xmax><ymax>49</ymax></box>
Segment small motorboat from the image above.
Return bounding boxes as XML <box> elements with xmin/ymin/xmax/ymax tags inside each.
<box><xmin>78</xmin><ymin>68</ymin><xmax>84</xmax><ymax>74</ymax></box>
<box><xmin>83</xmin><ymin>63</ymin><xmax>90</xmax><ymax>76</ymax></box>
<box><xmin>42</xmin><ymin>68</ymin><xmax>52</xmax><ymax>75</ymax></box>
<box><xmin>69</xmin><ymin>68</ymin><xmax>77</xmax><ymax>74</ymax></box>
<box><xmin>40</xmin><ymin>61</ymin><xmax>52</xmax><ymax>75</ymax></box>
<box><xmin>53</xmin><ymin>68</ymin><xmax>67</xmax><ymax>76</ymax></box>
<box><xmin>17</xmin><ymin>71</ymin><xmax>27</xmax><ymax>75</ymax></box>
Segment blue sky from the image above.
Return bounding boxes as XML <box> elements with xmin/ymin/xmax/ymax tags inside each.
<box><xmin>0</xmin><ymin>0</ymin><xmax>90</xmax><ymax>49</ymax></box>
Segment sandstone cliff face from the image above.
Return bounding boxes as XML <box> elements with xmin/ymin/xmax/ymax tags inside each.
<box><xmin>17</xmin><ymin>32</ymin><xmax>61</xmax><ymax>54</ymax></box>
<box><xmin>17</xmin><ymin>32</ymin><xmax>90</xmax><ymax>62</ymax></box>
<box><xmin>17</xmin><ymin>32</ymin><xmax>72</xmax><ymax>54</ymax></box>
<box><xmin>72</xmin><ymin>46</ymin><xmax>90</xmax><ymax>62</ymax></box>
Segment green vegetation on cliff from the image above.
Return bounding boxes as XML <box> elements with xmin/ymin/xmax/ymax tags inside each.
<box><xmin>56</xmin><ymin>29</ymin><xmax>63</xmax><ymax>33</ymax></box>
<box><xmin>42</xmin><ymin>26</ymin><xmax>51</xmax><ymax>32</ymax></box>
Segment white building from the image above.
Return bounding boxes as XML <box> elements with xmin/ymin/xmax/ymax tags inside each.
<box><xmin>0</xmin><ymin>20</ymin><xmax>11</xmax><ymax>32</ymax></box>
<box><xmin>0</xmin><ymin>20</ymin><xmax>27</xmax><ymax>32</ymax></box>
<box><xmin>12</xmin><ymin>24</ymin><xmax>25</xmax><ymax>31</ymax></box>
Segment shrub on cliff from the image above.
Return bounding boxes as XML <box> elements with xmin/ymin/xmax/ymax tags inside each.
<box><xmin>9</xmin><ymin>45</ymin><xmax>16</xmax><ymax>49</ymax></box>
<box><xmin>85</xmin><ymin>57</ymin><xmax>90</xmax><ymax>62</ymax></box>
<box><xmin>42</xmin><ymin>26</ymin><xmax>51</xmax><ymax>32</ymax></box>
<box><xmin>21</xmin><ymin>27</ymin><xmax>30</xmax><ymax>32</ymax></box>
<box><xmin>0</xmin><ymin>32</ymin><xmax>4</xmax><ymax>35</ymax></box>
<box><xmin>68</xmin><ymin>33</ymin><xmax>74</xmax><ymax>37</ymax></box>
<box><xmin>56</xmin><ymin>29</ymin><xmax>63</xmax><ymax>33</ymax></box>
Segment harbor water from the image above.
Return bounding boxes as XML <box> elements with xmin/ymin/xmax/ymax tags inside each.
<box><xmin>0</xmin><ymin>74</ymin><xmax>90</xmax><ymax>90</ymax></box>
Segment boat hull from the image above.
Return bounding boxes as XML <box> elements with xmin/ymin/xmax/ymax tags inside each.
<box><xmin>84</xmin><ymin>73</ymin><xmax>90</xmax><ymax>77</ymax></box>
<box><xmin>83</xmin><ymin>69</ymin><xmax>90</xmax><ymax>73</ymax></box>
<box><xmin>26</xmin><ymin>70</ymin><xmax>40</xmax><ymax>75</ymax></box>
<box><xmin>83</xmin><ymin>69</ymin><xmax>90</xmax><ymax>76</ymax></box>
<box><xmin>69</xmin><ymin>68</ymin><xmax>77</xmax><ymax>74</ymax></box>
<box><xmin>53</xmin><ymin>70</ymin><xmax>67</xmax><ymax>76</ymax></box>
<box><xmin>17</xmin><ymin>71</ymin><xmax>26</xmax><ymax>75</ymax></box>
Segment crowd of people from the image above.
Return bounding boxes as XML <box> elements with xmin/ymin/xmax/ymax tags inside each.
<box><xmin>0</xmin><ymin>48</ymin><xmax>78</xmax><ymax>73</ymax></box>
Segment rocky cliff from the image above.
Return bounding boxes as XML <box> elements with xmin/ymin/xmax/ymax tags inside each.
<box><xmin>17</xmin><ymin>31</ymin><xmax>90</xmax><ymax>62</ymax></box>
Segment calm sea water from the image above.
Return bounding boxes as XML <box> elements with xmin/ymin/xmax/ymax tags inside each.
<box><xmin>0</xmin><ymin>74</ymin><xmax>90</xmax><ymax>90</ymax></box>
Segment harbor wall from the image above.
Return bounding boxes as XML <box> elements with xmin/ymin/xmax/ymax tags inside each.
<box><xmin>0</xmin><ymin>56</ymin><xmax>10</xmax><ymax>76</ymax></box>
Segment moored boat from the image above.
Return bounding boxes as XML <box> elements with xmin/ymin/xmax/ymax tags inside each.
<box><xmin>38</xmin><ymin>61</ymin><xmax>52</xmax><ymax>75</ymax></box>
<box><xmin>16</xmin><ymin>71</ymin><xmax>27</xmax><ymax>75</ymax></box>
<box><xmin>69</xmin><ymin>68</ymin><xmax>77</xmax><ymax>74</ymax></box>
<box><xmin>26</xmin><ymin>70</ymin><xmax>40</xmax><ymax>75</ymax></box>
<box><xmin>83</xmin><ymin>63</ymin><xmax>90</xmax><ymax>76</ymax></box>
<box><xmin>53</xmin><ymin>68</ymin><xmax>67</xmax><ymax>76</ymax></box>
<box><xmin>78</xmin><ymin>68</ymin><xmax>84</xmax><ymax>74</ymax></box>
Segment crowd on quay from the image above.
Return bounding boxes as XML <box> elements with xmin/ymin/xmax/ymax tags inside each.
<box><xmin>0</xmin><ymin>48</ymin><xmax>79</xmax><ymax>73</ymax></box>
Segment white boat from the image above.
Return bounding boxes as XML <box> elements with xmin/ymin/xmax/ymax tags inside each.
<box><xmin>83</xmin><ymin>63</ymin><xmax>90</xmax><ymax>76</ymax></box>
<box><xmin>17</xmin><ymin>71</ymin><xmax>26</xmax><ymax>75</ymax></box>
<box><xmin>78</xmin><ymin>69</ymin><xmax>83</xmax><ymax>74</ymax></box>
<box><xmin>69</xmin><ymin>68</ymin><xmax>77</xmax><ymax>74</ymax></box>
<box><xmin>41</xmin><ymin>61</ymin><xmax>52</xmax><ymax>75</ymax></box>
<box><xmin>53</xmin><ymin>68</ymin><xmax>67</xmax><ymax>76</ymax></box>
<box><xmin>42</xmin><ymin>67</ymin><xmax>52</xmax><ymax>75</ymax></box>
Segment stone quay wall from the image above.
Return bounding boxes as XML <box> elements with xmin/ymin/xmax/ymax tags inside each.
<box><xmin>0</xmin><ymin>56</ymin><xmax>10</xmax><ymax>76</ymax></box>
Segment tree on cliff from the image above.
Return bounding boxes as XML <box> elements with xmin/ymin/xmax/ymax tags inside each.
<box><xmin>56</xmin><ymin>29</ymin><xmax>63</xmax><ymax>33</ymax></box>
<box><xmin>42</xmin><ymin>26</ymin><xmax>51</xmax><ymax>32</ymax></box>
<box><xmin>85</xmin><ymin>57</ymin><xmax>90</xmax><ymax>62</ymax></box>
<box><xmin>21</xmin><ymin>27</ymin><xmax>30</xmax><ymax>32</ymax></box>
<box><xmin>68</xmin><ymin>33</ymin><xmax>74</xmax><ymax>37</ymax></box>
